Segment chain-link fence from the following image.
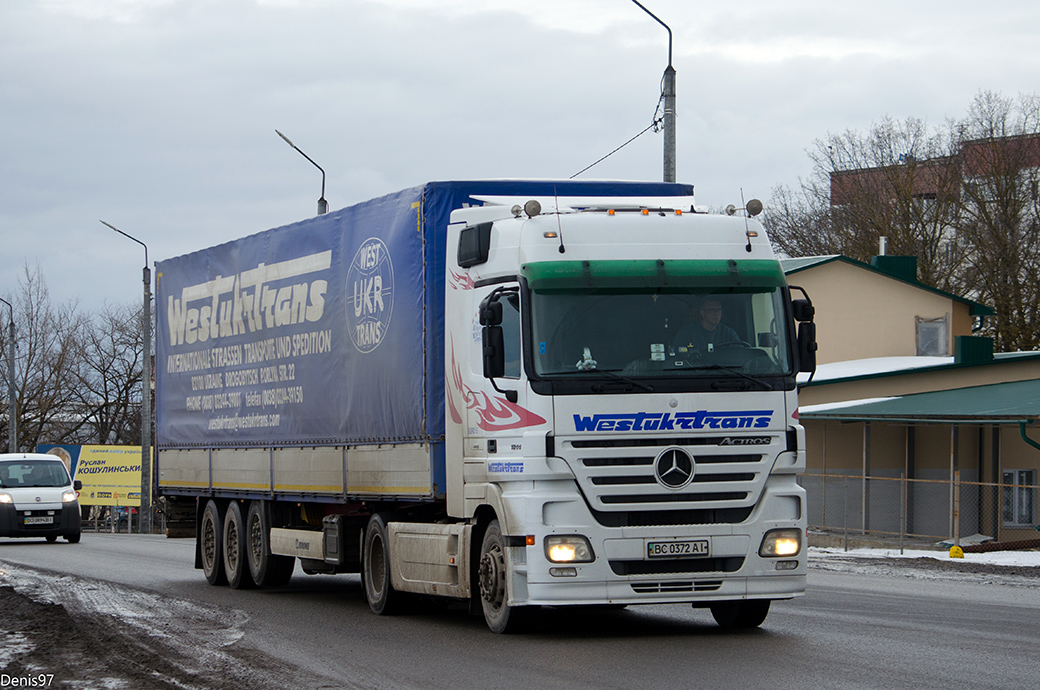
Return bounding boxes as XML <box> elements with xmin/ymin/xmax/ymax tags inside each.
<box><xmin>798</xmin><ymin>472</ymin><xmax>1033</xmax><ymax>543</ymax></box>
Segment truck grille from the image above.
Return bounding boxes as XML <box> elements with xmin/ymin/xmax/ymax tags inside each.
<box><xmin>563</xmin><ymin>434</ymin><xmax>778</xmax><ymax>526</ymax></box>
<box><xmin>631</xmin><ymin>580</ymin><xmax>723</xmax><ymax>594</ymax></box>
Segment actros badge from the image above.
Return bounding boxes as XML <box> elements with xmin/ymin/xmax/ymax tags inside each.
<box><xmin>347</xmin><ymin>237</ymin><xmax>394</xmax><ymax>353</ymax></box>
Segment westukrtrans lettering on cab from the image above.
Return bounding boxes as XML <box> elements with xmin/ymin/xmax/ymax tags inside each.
<box><xmin>572</xmin><ymin>411</ymin><xmax>774</xmax><ymax>432</ymax></box>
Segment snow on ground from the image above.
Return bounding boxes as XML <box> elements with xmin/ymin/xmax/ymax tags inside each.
<box><xmin>811</xmin><ymin>546</ymin><xmax>1040</xmax><ymax>568</ymax></box>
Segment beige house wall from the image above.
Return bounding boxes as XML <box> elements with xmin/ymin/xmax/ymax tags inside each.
<box><xmin>789</xmin><ymin>261</ymin><xmax>971</xmax><ymax>365</ymax></box>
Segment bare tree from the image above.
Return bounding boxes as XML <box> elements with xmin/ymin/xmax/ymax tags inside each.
<box><xmin>1</xmin><ymin>263</ymin><xmax>86</xmax><ymax>451</ymax></box>
<box><xmin>765</xmin><ymin>91</ymin><xmax>1040</xmax><ymax>351</ymax></box>
<box><xmin>73</xmin><ymin>302</ymin><xmax>144</xmax><ymax>445</ymax></box>
<box><xmin>766</xmin><ymin>116</ymin><xmax>965</xmax><ymax>292</ymax></box>
<box><xmin>955</xmin><ymin>91</ymin><xmax>1040</xmax><ymax>351</ymax></box>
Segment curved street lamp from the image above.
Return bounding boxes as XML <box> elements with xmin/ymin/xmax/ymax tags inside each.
<box><xmin>100</xmin><ymin>220</ymin><xmax>152</xmax><ymax>535</ymax></box>
<box><xmin>276</xmin><ymin>129</ymin><xmax>329</xmax><ymax>215</ymax></box>
<box><xmin>631</xmin><ymin>0</ymin><xmax>676</xmax><ymax>183</ymax></box>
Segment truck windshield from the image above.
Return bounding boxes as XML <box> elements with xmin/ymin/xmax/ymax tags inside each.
<box><xmin>530</xmin><ymin>288</ymin><xmax>793</xmax><ymax>379</ymax></box>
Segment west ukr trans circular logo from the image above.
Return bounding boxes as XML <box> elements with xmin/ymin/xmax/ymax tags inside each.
<box><xmin>346</xmin><ymin>237</ymin><xmax>394</xmax><ymax>353</ymax></box>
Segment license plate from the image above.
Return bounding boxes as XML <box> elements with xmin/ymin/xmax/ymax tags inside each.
<box><xmin>646</xmin><ymin>539</ymin><xmax>709</xmax><ymax>559</ymax></box>
<box><xmin>24</xmin><ymin>516</ymin><xmax>53</xmax><ymax>525</ymax></box>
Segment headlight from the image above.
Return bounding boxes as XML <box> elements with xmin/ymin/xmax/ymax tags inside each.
<box><xmin>759</xmin><ymin>528</ymin><xmax>802</xmax><ymax>557</ymax></box>
<box><xmin>0</xmin><ymin>493</ymin><xmax>12</xmax><ymax>504</ymax></box>
<box><xmin>544</xmin><ymin>535</ymin><xmax>595</xmax><ymax>563</ymax></box>
<box><xmin>62</xmin><ymin>490</ymin><xmax>78</xmax><ymax>503</ymax></box>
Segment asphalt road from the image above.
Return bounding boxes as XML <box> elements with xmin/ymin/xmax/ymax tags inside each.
<box><xmin>2</xmin><ymin>533</ymin><xmax>1038</xmax><ymax>690</ymax></box>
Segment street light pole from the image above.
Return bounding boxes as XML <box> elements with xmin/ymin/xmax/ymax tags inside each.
<box><xmin>275</xmin><ymin>129</ymin><xmax>329</xmax><ymax>215</ymax></box>
<box><xmin>0</xmin><ymin>298</ymin><xmax>15</xmax><ymax>453</ymax></box>
<box><xmin>100</xmin><ymin>221</ymin><xmax>152</xmax><ymax>535</ymax></box>
<box><xmin>631</xmin><ymin>0</ymin><xmax>676</xmax><ymax>183</ymax></box>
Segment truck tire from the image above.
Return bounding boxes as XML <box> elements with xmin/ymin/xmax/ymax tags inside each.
<box><xmin>246</xmin><ymin>500</ymin><xmax>294</xmax><ymax>587</ymax></box>
<box><xmin>478</xmin><ymin>519</ymin><xmax>529</xmax><ymax>634</ymax></box>
<box><xmin>200</xmin><ymin>499</ymin><xmax>227</xmax><ymax>586</ymax></box>
<box><xmin>709</xmin><ymin>599</ymin><xmax>770</xmax><ymax>629</ymax></box>
<box><xmin>223</xmin><ymin>501</ymin><xmax>256</xmax><ymax>589</ymax></box>
<box><xmin>363</xmin><ymin>513</ymin><xmax>403</xmax><ymax>615</ymax></box>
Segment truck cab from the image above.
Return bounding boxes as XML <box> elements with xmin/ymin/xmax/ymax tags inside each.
<box><xmin>443</xmin><ymin>196</ymin><xmax>814</xmax><ymax>630</ymax></box>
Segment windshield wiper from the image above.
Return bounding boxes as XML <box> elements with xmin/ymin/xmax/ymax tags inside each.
<box><xmin>547</xmin><ymin>368</ymin><xmax>655</xmax><ymax>392</ymax></box>
<box><xmin>684</xmin><ymin>363</ymin><xmax>774</xmax><ymax>390</ymax></box>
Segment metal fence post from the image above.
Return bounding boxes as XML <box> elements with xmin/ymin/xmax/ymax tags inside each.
<box><xmin>900</xmin><ymin>472</ymin><xmax>906</xmax><ymax>555</ymax></box>
<box><xmin>843</xmin><ymin>474</ymin><xmax>849</xmax><ymax>552</ymax></box>
<box><xmin>953</xmin><ymin>470</ymin><xmax>961</xmax><ymax>548</ymax></box>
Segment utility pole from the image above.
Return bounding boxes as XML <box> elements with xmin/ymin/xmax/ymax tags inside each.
<box><xmin>101</xmin><ymin>221</ymin><xmax>152</xmax><ymax>535</ymax></box>
<box><xmin>632</xmin><ymin>1</ymin><xmax>676</xmax><ymax>182</ymax></box>
<box><xmin>0</xmin><ymin>297</ymin><xmax>15</xmax><ymax>453</ymax></box>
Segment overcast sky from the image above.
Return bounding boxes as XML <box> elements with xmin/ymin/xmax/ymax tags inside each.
<box><xmin>3</xmin><ymin>0</ymin><xmax>1039</xmax><ymax>312</ymax></box>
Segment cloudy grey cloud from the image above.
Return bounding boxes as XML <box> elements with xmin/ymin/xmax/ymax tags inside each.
<box><xmin>3</xmin><ymin>0</ymin><xmax>1039</xmax><ymax>308</ymax></box>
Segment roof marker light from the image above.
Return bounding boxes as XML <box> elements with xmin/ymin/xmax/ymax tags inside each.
<box><xmin>641</xmin><ymin>209</ymin><xmax>649</xmax><ymax>215</ymax></box>
<box><xmin>608</xmin><ymin>209</ymin><xmax>616</xmax><ymax>215</ymax></box>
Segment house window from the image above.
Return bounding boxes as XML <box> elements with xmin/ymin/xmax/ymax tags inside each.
<box><xmin>916</xmin><ymin>316</ymin><xmax>948</xmax><ymax>356</ymax></box>
<box><xmin>1003</xmin><ymin>470</ymin><xmax>1037</xmax><ymax>526</ymax></box>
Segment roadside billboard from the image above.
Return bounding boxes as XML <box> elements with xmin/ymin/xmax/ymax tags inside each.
<box><xmin>37</xmin><ymin>444</ymin><xmax>146</xmax><ymax>507</ymax></box>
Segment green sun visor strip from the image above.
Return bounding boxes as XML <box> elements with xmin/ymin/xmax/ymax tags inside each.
<box><xmin>521</xmin><ymin>259</ymin><xmax>787</xmax><ymax>291</ymax></box>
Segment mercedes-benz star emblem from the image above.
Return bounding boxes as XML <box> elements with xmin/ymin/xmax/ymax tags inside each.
<box><xmin>654</xmin><ymin>448</ymin><xmax>694</xmax><ymax>489</ymax></box>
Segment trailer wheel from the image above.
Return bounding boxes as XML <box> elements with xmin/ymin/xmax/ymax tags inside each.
<box><xmin>363</xmin><ymin>513</ymin><xmax>402</xmax><ymax>615</ymax></box>
<box><xmin>709</xmin><ymin>599</ymin><xmax>770</xmax><ymax>629</ymax></box>
<box><xmin>223</xmin><ymin>501</ymin><xmax>256</xmax><ymax>589</ymax></box>
<box><xmin>200</xmin><ymin>499</ymin><xmax>227</xmax><ymax>586</ymax></box>
<box><xmin>246</xmin><ymin>500</ymin><xmax>294</xmax><ymax>587</ymax></box>
<box><xmin>478</xmin><ymin>519</ymin><xmax>528</xmax><ymax>634</ymax></box>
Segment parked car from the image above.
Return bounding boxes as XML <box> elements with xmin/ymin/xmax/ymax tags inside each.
<box><xmin>0</xmin><ymin>453</ymin><xmax>82</xmax><ymax>543</ymax></box>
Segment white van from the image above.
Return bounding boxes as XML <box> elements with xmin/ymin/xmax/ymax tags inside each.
<box><xmin>0</xmin><ymin>453</ymin><xmax>82</xmax><ymax>543</ymax></box>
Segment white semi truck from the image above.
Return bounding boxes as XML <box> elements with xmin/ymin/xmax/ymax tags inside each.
<box><xmin>155</xmin><ymin>179</ymin><xmax>816</xmax><ymax>633</ymax></box>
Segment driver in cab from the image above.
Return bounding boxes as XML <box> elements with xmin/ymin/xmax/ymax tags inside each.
<box><xmin>671</xmin><ymin>298</ymin><xmax>742</xmax><ymax>357</ymax></box>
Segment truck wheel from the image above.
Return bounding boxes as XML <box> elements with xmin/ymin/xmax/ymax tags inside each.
<box><xmin>478</xmin><ymin>519</ymin><xmax>528</xmax><ymax>634</ymax></box>
<box><xmin>246</xmin><ymin>500</ymin><xmax>294</xmax><ymax>587</ymax></box>
<box><xmin>200</xmin><ymin>499</ymin><xmax>227</xmax><ymax>586</ymax></box>
<box><xmin>363</xmin><ymin>513</ymin><xmax>402</xmax><ymax>615</ymax></box>
<box><xmin>223</xmin><ymin>501</ymin><xmax>256</xmax><ymax>589</ymax></box>
<box><xmin>710</xmin><ymin>600</ymin><xmax>770</xmax><ymax>629</ymax></box>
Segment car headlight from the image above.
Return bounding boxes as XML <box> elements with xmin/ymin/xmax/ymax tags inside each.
<box><xmin>759</xmin><ymin>528</ymin><xmax>802</xmax><ymax>557</ymax></box>
<box><xmin>544</xmin><ymin>535</ymin><xmax>595</xmax><ymax>563</ymax></box>
<box><xmin>62</xmin><ymin>490</ymin><xmax>78</xmax><ymax>503</ymax></box>
<box><xmin>0</xmin><ymin>493</ymin><xmax>12</xmax><ymax>504</ymax></box>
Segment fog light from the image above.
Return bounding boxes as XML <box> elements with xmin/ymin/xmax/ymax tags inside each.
<box><xmin>545</xmin><ymin>535</ymin><xmax>595</xmax><ymax>563</ymax></box>
<box><xmin>550</xmin><ymin>567</ymin><xmax>577</xmax><ymax>577</ymax></box>
<box><xmin>776</xmin><ymin>560</ymin><xmax>799</xmax><ymax>571</ymax></box>
<box><xmin>759</xmin><ymin>528</ymin><xmax>802</xmax><ymax>557</ymax></box>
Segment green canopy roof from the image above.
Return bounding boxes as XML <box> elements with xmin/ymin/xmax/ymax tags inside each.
<box><xmin>801</xmin><ymin>378</ymin><xmax>1040</xmax><ymax>424</ymax></box>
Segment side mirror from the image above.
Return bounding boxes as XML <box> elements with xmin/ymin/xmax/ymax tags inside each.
<box><xmin>73</xmin><ymin>480</ymin><xmax>82</xmax><ymax>491</ymax></box>
<box><xmin>479</xmin><ymin>299</ymin><xmax>503</xmax><ymax>326</ymax></box>
<box><xmin>792</xmin><ymin>298</ymin><xmax>815</xmax><ymax>323</ymax></box>
<box><xmin>797</xmin><ymin>322</ymin><xmax>818</xmax><ymax>373</ymax></box>
<box><xmin>482</xmin><ymin>325</ymin><xmax>505</xmax><ymax>379</ymax></box>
